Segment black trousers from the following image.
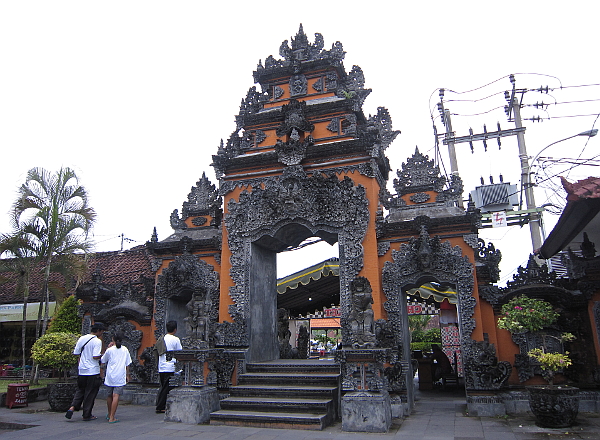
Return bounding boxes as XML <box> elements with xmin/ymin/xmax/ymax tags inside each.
<box><xmin>70</xmin><ymin>374</ymin><xmax>102</xmax><ymax>419</ymax></box>
<box><xmin>156</xmin><ymin>372</ymin><xmax>174</xmax><ymax>411</ymax></box>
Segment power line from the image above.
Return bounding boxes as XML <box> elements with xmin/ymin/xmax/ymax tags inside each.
<box><xmin>525</xmin><ymin>113</ymin><xmax>600</xmax><ymax>122</ymax></box>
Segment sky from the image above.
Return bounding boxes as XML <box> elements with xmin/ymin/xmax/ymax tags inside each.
<box><xmin>1</xmin><ymin>1</ymin><xmax>599</xmax><ymax>283</ymax></box>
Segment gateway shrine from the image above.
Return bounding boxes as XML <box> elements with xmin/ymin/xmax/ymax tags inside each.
<box><xmin>68</xmin><ymin>26</ymin><xmax>600</xmax><ymax>430</ymax></box>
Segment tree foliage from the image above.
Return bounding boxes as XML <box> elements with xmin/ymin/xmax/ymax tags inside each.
<box><xmin>0</xmin><ymin>231</ymin><xmax>38</xmax><ymax>379</ymax></box>
<box><xmin>12</xmin><ymin>167</ymin><xmax>96</xmax><ymax>337</ymax></box>
<box><xmin>48</xmin><ymin>294</ymin><xmax>81</xmax><ymax>335</ymax></box>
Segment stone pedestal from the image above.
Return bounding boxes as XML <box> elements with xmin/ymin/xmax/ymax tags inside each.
<box><xmin>341</xmin><ymin>391</ymin><xmax>391</xmax><ymax>432</ymax></box>
<box><xmin>164</xmin><ymin>386</ymin><xmax>220</xmax><ymax>424</ymax></box>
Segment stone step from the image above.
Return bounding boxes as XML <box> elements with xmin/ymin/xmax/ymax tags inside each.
<box><xmin>238</xmin><ymin>372</ymin><xmax>339</xmax><ymax>386</ymax></box>
<box><xmin>210</xmin><ymin>409</ymin><xmax>331</xmax><ymax>430</ymax></box>
<box><xmin>246</xmin><ymin>362</ymin><xmax>340</xmax><ymax>374</ymax></box>
<box><xmin>219</xmin><ymin>396</ymin><xmax>334</xmax><ymax>413</ymax></box>
<box><xmin>229</xmin><ymin>384</ymin><xmax>339</xmax><ymax>399</ymax></box>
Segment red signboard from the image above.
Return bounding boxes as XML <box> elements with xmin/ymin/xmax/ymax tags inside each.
<box><xmin>6</xmin><ymin>383</ymin><xmax>28</xmax><ymax>409</ymax></box>
<box><xmin>324</xmin><ymin>307</ymin><xmax>341</xmax><ymax>317</ymax></box>
<box><xmin>407</xmin><ymin>305</ymin><xmax>423</xmax><ymax>315</ymax></box>
<box><xmin>325</xmin><ymin>305</ymin><xmax>425</xmax><ymax>316</ymax></box>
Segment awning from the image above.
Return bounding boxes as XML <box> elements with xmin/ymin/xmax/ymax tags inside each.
<box><xmin>277</xmin><ymin>259</ymin><xmax>339</xmax><ymax>294</ymax></box>
<box><xmin>406</xmin><ymin>283</ymin><xmax>458</xmax><ymax>304</ymax></box>
<box><xmin>310</xmin><ymin>318</ymin><xmax>341</xmax><ymax>328</ymax></box>
<box><xmin>0</xmin><ymin>302</ymin><xmax>57</xmax><ymax>322</ymax></box>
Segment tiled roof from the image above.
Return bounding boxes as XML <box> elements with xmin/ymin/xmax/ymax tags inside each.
<box><xmin>0</xmin><ymin>246</ymin><xmax>154</xmax><ymax>304</ymax></box>
<box><xmin>85</xmin><ymin>246</ymin><xmax>155</xmax><ymax>284</ymax></box>
<box><xmin>561</xmin><ymin>176</ymin><xmax>600</xmax><ymax>200</ymax></box>
<box><xmin>310</xmin><ymin>318</ymin><xmax>340</xmax><ymax>328</ymax></box>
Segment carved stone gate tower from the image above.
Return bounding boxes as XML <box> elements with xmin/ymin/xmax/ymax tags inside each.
<box><xmin>210</xmin><ymin>26</ymin><xmax>397</xmax><ymax>364</ymax></box>
<box><xmin>84</xmin><ymin>26</ymin><xmax>515</xmax><ymax>425</ymax></box>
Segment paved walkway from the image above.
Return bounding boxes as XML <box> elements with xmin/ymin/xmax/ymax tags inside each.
<box><xmin>1</xmin><ymin>390</ymin><xmax>600</xmax><ymax>439</ymax></box>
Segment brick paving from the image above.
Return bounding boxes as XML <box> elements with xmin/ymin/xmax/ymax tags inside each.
<box><xmin>1</xmin><ymin>391</ymin><xmax>600</xmax><ymax>439</ymax></box>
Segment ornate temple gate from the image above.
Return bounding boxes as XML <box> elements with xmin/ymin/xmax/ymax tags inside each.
<box><xmin>74</xmin><ymin>27</ymin><xmax>518</xmax><ymax>429</ymax></box>
<box><xmin>222</xmin><ymin>173</ymin><xmax>369</xmax><ymax>362</ymax></box>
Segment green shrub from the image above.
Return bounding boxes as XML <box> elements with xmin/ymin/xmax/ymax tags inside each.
<box><xmin>424</xmin><ymin>328</ymin><xmax>441</xmax><ymax>342</ymax></box>
<box><xmin>31</xmin><ymin>332</ymin><xmax>78</xmax><ymax>379</ymax></box>
<box><xmin>411</xmin><ymin>342</ymin><xmax>436</xmax><ymax>352</ymax></box>
<box><xmin>48</xmin><ymin>295</ymin><xmax>81</xmax><ymax>334</ymax></box>
<box><xmin>411</xmin><ymin>329</ymin><xmax>425</xmax><ymax>342</ymax></box>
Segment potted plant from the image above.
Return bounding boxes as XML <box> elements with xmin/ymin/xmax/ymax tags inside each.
<box><xmin>526</xmin><ymin>333</ymin><xmax>578</xmax><ymax>428</ymax></box>
<box><xmin>497</xmin><ymin>295</ymin><xmax>578</xmax><ymax>428</ymax></box>
<box><xmin>31</xmin><ymin>332</ymin><xmax>79</xmax><ymax>411</ymax></box>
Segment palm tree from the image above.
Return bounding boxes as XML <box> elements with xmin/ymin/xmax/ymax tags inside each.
<box><xmin>0</xmin><ymin>231</ymin><xmax>38</xmax><ymax>380</ymax></box>
<box><xmin>12</xmin><ymin>167</ymin><xmax>96</xmax><ymax>338</ymax></box>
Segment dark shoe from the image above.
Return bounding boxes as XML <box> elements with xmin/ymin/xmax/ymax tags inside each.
<box><xmin>65</xmin><ymin>409</ymin><xmax>73</xmax><ymax>419</ymax></box>
<box><xmin>82</xmin><ymin>416</ymin><xmax>97</xmax><ymax>421</ymax></box>
<box><xmin>155</xmin><ymin>409</ymin><xmax>165</xmax><ymax>413</ymax></box>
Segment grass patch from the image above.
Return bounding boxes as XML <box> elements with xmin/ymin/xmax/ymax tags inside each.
<box><xmin>0</xmin><ymin>378</ymin><xmax>59</xmax><ymax>393</ymax></box>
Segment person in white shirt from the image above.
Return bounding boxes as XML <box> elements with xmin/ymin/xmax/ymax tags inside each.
<box><xmin>101</xmin><ymin>332</ymin><xmax>132</xmax><ymax>423</ymax></box>
<box><xmin>155</xmin><ymin>320</ymin><xmax>182</xmax><ymax>413</ymax></box>
<box><xmin>65</xmin><ymin>322</ymin><xmax>105</xmax><ymax>421</ymax></box>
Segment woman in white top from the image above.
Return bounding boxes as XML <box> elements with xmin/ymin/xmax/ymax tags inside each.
<box><xmin>101</xmin><ymin>332</ymin><xmax>132</xmax><ymax>423</ymax></box>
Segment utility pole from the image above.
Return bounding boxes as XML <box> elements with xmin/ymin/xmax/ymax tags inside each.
<box><xmin>437</xmin><ymin>75</ymin><xmax>543</xmax><ymax>254</ymax></box>
<box><xmin>509</xmin><ymin>78</ymin><xmax>543</xmax><ymax>253</ymax></box>
<box><xmin>438</xmin><ymin>90</ymin><xmax>459</xmax><ymax>176</ymax></box>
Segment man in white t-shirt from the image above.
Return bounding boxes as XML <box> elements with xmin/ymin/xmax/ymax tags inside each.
<box><xmin>155</xmin><ymin>320</ymin><xmax>182</xmax><ymax>413</ymax></box>
<box><xmin>65</xmin><ymin>322</ymin><xmax>105</xmax><ymax>421</ymax></box>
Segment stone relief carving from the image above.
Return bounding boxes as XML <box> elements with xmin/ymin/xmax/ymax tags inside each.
<box><xmin>462</xmin><ymin>234</ymin><xmax>479</xmax><ymax>249</ymax></box>
<box><xmin>274</xmin><ymin>85</ymin><xmax>284</xmax><ymax>99</ymax></box>
<box><xmin>335</xmin><ymin>349</ymin><xmax>390</xmax><ymax>392</ymax></box>
<box><xmin>207</xmin><ymin>350</ymin><xmax>236</xmax><ymax>389</ymax></box>
<box><xmin>377</xmin><ymin>241</ymin><xmax>390</xmax><ymax>257</ymax></box>
<box><xmin>183</xmin><ymin>293</ymin><xmax>211</xmax><ymax>349</ymax></box>
<box><xmin>325</xmin><ymin>71</ymin><xmax>338</xmax><ymax>91</ymax></box>
<box><xmin>276</xmin><ymin>99</ymin><xmax>314</xmax><ymax>138</ymax></box>
<box><xmin>170</xmin><ymin>209</ymin><xmax>187</xmax><ymax>231</ymax></box>
<box><xmin>254</xmin><ymin>129</ymin><xmax>267</xmax><ymax>145</ymax></box>
<box><xmin>375</xmin><ymin>319</ymin><xmax>397</xmax><ymax>349</ymax></box>
<box><xmin>277</xmin><ymin>308</ymin><xmax>293</xmax><ymax>359</ymax></box>
<box><xmin>348</xmin><ymin>277</ymin><xmax>376</xmax><ymax>348</ymax></box>
<box><xmin>435</xmin><ymin>174</ymin><xmax>464</xmax><ymax>206</ymax></box>
<box><xmin>223</xmin><ymin>166</ymin><xmax>369</xmax><ymax>347</ymax></box>
<box><xmin>506</xmin><ymin>255</ymin><xmax>557</xmax><ymax>288</ymax></box>
<box><xmin>410</xmin><ymin>192</ymin><xmax>430</xmax><ymax>204</ymax></box>
<box><xmin>154</xmin><ymin>254</ymin><xmax>219</xmax><ymax>348</ymax></box>
<box><xmin>289</xmin><ymin>73</ymin><xmax>308</xmax><ymax>97</ymax></box>
<box><xmin>312</xmin><ymin>77</ymin><xmax>323</xmax><ymax>92</ymax></box>
<box><xmin>191</xmin><ymin>217</ymin><xmax>207</xmax><ymax>227</ymax></box>
<box><xmin>238</xmin><ymin>86</ymin><xmax>267</xmax><ymax>116</ymax></box>
<box><xmin>278</xmin><ymin>24</ymin><xmax>325</xmax><ymax>62</ymax></box>
<box><xmin>182</xmin><ymin>173</ymin><xmax>221</xmax><ymax>218</ymax></box>
<box><xmin>297</xmin><ymin>325</ymin><xmax>309</xmax><ymax>359</ymax></box>
<box><xmin>341</xmin><ymin>114</ymin><xmax>357</xmax><ymax>135</ymax></box>
<box><xmin>326</xmin><ymin>117</ymin><xmax>339</xmax><ymax>134</ymax></box>
<box><xmin>364</xmin><ymin>107</ymin><xmax>400</xmax><ymax>152</ymax></box>
<box><xmin>462</xmin><ymin>340</ymin><xmax>512</xmax><ymax>390</ymax></box>
<box><xmin>475</xmin><ymin>239</ymin><xmax>502</xmax><ymax>283</ymax></box>
<box><xmin>393</xmin><ymin>148</ymin><xmax>446</xmax><ymax>195</ymax></box>
<box><xmin>275</xmin><ymin>133</ymin><xmax>313</xmax><ymax>166</ymax></box>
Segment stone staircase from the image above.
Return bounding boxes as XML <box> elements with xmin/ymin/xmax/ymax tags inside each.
<box><xmin>210</xmin><ymin>359</ymin><xmax>340</xmax><ymax>430</ymax></box>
